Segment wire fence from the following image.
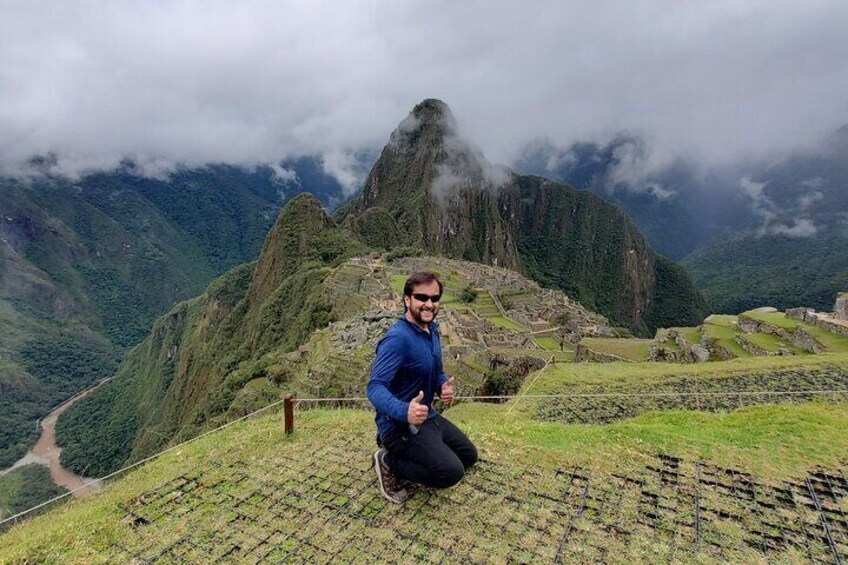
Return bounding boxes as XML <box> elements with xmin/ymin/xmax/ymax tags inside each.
<box><xmin>3</xmin><ymin>385</ymin><xmax>848</xmax><ymax>532</ymax></box>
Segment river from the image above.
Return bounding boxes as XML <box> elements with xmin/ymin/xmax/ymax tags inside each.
<box><xmin>1</xmin><ymin>383</ymin><xmax>105</xmax><ymax>497</ymax></box>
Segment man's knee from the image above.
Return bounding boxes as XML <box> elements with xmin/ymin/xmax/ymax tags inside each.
<box><xmin>432</xmin><ymin>459</ymin><xmax>465</xmax><ymax>489</ymax></box>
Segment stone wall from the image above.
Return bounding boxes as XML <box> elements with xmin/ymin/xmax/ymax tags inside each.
<box><xmin>791</xmin><ymin>327</ymin><xmax>826</xmax><ymax>354</ymax></box>
<box><xmin>816</xmin><ymin>316</ymin><xmax>848</xmax><ymax>337</ymax></box>
<box><xmin>702</xmin><ymin>334</ymin><xmax>735</xmax><ymax>361</ymax></box>
<box><xmin>836</xmin><ymin>293</ymin><xmax>848</xmax><ymax>321</ymax></box>
<box><xmin>786</xmin><ymin>307</ymin><xmax>813</xmax><ymax>322</ymax></box>
<box><xmin>738</xmin><ymin>316</ymin><xmax>760</xmax><ymax>334</ymax></box>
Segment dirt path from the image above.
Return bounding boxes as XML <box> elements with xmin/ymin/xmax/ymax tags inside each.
<box><xmin>1</xmin><ymin>384</ymin><xmax>105</xmax><ymax>497</ymax></box>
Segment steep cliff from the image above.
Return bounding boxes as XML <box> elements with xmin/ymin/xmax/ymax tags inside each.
<box><xmin>56</xmin><ymin>194</ymin><xmax>368</xmax><ymax>475</ymax></box>
<box><xmin>341</xmin><ymin>99</ymin><xmax>708</xmax><ymax>334</ymax></box>
<box><xmin>338</xmin><ymin>99</ymin><xmax>521</xmax><ymax>270</ymax></box>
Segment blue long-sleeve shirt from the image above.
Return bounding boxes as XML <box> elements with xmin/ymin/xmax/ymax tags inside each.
<box><xmin>367</xmin><ymin>317</ymin><xmax>449</xmax><ymax>439</ymax></box>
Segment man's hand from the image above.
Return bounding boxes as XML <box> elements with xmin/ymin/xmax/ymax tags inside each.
<box><xmin>441</xmin><ymin>376</ymin><xmax>456</xmax><ymax>405</ymax></box>
<box><xmin>408</xmin><ymin>391</ymin><xmax>428</xmax><ymax>425</ymax></box>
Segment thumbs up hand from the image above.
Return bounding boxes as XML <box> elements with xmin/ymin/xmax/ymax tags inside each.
<box><xmin>408</xmin><ymin>390</ymin><xmax>428</xmax><ymax>425</ymax></box>
<box><xmin>441</xmin><ymin>376</ymin><xmax>456</xmax><ymax>406</ymax></box>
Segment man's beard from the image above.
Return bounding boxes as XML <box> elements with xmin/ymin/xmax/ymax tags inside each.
<box><xmin>411</xmin><ymin>304</ymin><xmax>438</xmax><ymax>325</ymax></box>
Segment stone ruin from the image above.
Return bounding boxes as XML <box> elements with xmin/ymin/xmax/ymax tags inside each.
<box><xmin>836</xmin><ymin>292</ymin><xmax>848</xmax><ymax>321</ymax></box>
<box><xmin>647</xmin><ymin>291</ymin><xmax>848</xmax><ymax>364</ymax></box>
<box><xmin>389</xmin><ymin>256</ymin><xmax>610</xmax><ymax>344</ymax></box>
<box><xmin>786</xmin><ymin>292</ymin><xmax>848</xmax><ymax>338</ymax></box>
<box><xmin>650</xmin><ymin>329</ymin><xmax>710</xmax><ymax>364</ymax></box>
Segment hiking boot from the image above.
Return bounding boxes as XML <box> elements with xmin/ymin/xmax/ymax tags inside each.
<box><xmin>373</xmin><ymin>448</ymin><xmax>408</xmax><ymax>504</ymax></box>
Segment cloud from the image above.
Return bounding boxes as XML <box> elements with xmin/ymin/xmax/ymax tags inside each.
<box><xmin>606</xmin><ymin>137</ymin><xmax>676</xmax><ymax>200</ymax></box>
<box><xmin>429</xmin><ymin>122</ymin><xmax>512</xmax><ymax>202</ymax></box>
<box><xmin>320</xmin><ymin>150</ymin><xmax>371</xmax><ymax>196</ymax></box>
<box><xmin>764</xmin><ymin>218</ymin><xmax>819</xmax><ymax>238</ymax></box>
<box><xmin>798</xmin><ymin>190</ymin><xmax>824</xmax><ymax>211</ymax></box>
<box><xmin>268</xmin><ymin>164</ymin><xmax>298</xmax><ymax>185</ymax></box>
<box><xmin>740</xmin><ymin>177</ymin><xmax>821</xmax><ymax>238</ymax></box>
<box><xmin>1</xmin><ymin>0</ymin><xmax>847</xmax><ymax>190</ymax></box>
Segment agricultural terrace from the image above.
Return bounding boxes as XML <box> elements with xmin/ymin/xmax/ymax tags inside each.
<box><xmin>2</xmin><ymin>354</ymin><xmax>848</xmax><ymax>563</ymax></box>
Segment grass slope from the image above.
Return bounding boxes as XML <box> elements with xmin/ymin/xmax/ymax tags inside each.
<box><xmin>3</xmin><ymin>356</ymin><xmax>847</xmax><ymax>563</ymax></box>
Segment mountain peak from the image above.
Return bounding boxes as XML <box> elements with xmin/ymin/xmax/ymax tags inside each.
<box><xmin>411</xmin><ymin>98</ymin><xmax>455</xmax><ymax>126</ymax></box>
<box><xmin>388</xmin><ymin>98</ymin><xmax>458</xmax><ymax>149</ymax></box>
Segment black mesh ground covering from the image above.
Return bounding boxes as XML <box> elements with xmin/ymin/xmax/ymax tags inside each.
<box><xmin>105</xmin><ymin>436</ymin><xmax>847</xmax><ymax>564</ymax></box>
<box><xmin>536</xmin><ymin>367</ymin><xmax>848</xmax><ymax>425</ymax></box>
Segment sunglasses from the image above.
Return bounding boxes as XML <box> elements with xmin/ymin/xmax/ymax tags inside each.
<box><xmin>411</xmin><ymin>293</ymin><xmax>441</xmax><ymax>303</ymax></box>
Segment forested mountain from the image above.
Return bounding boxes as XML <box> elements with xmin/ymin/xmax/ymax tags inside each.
<box><xmin>55</xmin><ymin>100</ymin><xmax>708</xmax><ymax>476</ymax></box>
<box><xmin>340</xmin><ymin>100</ymin><xmax>707</xmax><ymax>334</ymax></box>
<box><xmin>515</xmin><ymin>127</ymin><xmax>848</xmax><ymax>313</ymax></box>
<box><xmin>56</xmin><ymin>194</ymin><xmax>368</xmax><ymax>475</ymax></box>
<box><xmin>0</xmin><ymin>161</ymin><xmax>347</xmax><ymax>468</ymax></box>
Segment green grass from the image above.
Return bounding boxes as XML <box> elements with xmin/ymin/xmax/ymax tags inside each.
<box><xmin>533</xmin><ymin>336</ymin><xmax>563</xmax><ymax>351</ymax></box>
<box><xmin>488</xmin><ymin>315</ymin><xmax>527</xmax><ymax>332</ymax></box>
<box><xmin>522</xmin><ymin>353</ymin><xmax>848</xmax><ymax>394</ymax></box>
<box><xmin>2</xmin><ymin>392</ymin><xmax>847</xmax><ymax>563</ymax></box>
<box><xmin>744</xmin><ymin>311</ymin><xmax>848</xmax><ymax>354</ymax></box>
<box><xmin>452</xmin><ymin>401</ymin><xmax>848</xmax><ymax>479</ymax></box>
<box><xmin>389</xmin><ymin>274</ymin><xmax>406</xmax><ymax>295</ymax></box>
<box><xmin>744</xmin><ymin>332</ymin><xmax>807</xmax><ymax>355</ymax></box>
<box><xmin>579</xmin><ymin>338</ymin><xmax>652</xmax><ymax>361</ymax></box>
<box><xmin>487</xmin><ymin>347</ymin><xmax>575</xmax><ymax>363</ymax></box>
<box><xmin>702</xmin><ymin>315</ymin><xmax>750</xmax><ymax>358</ymax></box>
<box><xmin>672</xmin><ymin>326</ymin><xmax>702</xmax><ymax>345</ymax></box>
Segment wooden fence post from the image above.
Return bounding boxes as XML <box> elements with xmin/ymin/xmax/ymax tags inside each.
<box><xmin>284</xmin><ymin>394</ymin><xmax>294</xmax><ymax>436</ymax></box>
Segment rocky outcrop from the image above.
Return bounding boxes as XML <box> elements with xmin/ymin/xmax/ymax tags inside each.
<box><xmin>786</xmin><ymin>307</ymin><xmax>813</xmax><ymax>322</ymax></box>
<box><xmin>339</xmin><ymin>99</ymin><xmax>521</xmax><ymax>270</ymax></box>
<box><xmin>791</xmin><ymin>327</ymin><xmax>826</xmax><ymax>354</ymax></box>
<box><xmin>737</xmin><ymin>313</ymin><xmax>828</xmax><ymax>354</ymax></box>
<box><xmin>688</xmin><ymin>344</ymin><xmax>711</xmax><ymax>363</ymax></box>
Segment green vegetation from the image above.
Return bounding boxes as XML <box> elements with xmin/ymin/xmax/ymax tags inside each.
<box><xmin>2</xmin><ymin>388</ymin><xmax>846</xmax><ymax>563</ymax></box>
<box><xmin>743</xmin><ymin>332</ymin><xmax>806</xmax><ymax>355</ymax></box>
<box><xmin>533</xmin><ymin>336</ymin><xmax>563</xmax><ymax>351</ymax></box>
<box><xmin>524</xmin><ymin>353</ymin><xmax>848</xmax><ymax>393</ymax></box>
<box><xmin>55</xmin><ymin>195</ymin><xmax>369</xmax><ymax>476</ymax></box>
<box><xmin>478</xmin><ymin>355</ymin><xmax>545</xmax><ymax>398</ymax></box>
<box><xmin>702</xmin><ymin>315</ymin><xmax>750</xmax><ymax>358</ymax></box>
<box><xmin>579</xmin><ymin>337</ymin><xmax>653</xmax><ymax>361</ymax></box>
<box><xmin>457</xmin><ymin>283</ymin><xmax>478</xmax><ymax>304</ymax></box>
<box><xmin>682</xmin><ymin>230</ymin><xmax>848</xmax><ymax>314</ymax></box>
<box><xmin>743</xmin><ymin>311</ymin><xmax>848</xmax><ymax>353</ymax></box>
<box><xmin>674</xmin><ymin>326</ymin><xmax>702</xmax><ymax>344</ymax></box>
<box><xmin>0</xmin><ymin>465</ymin><xmax>67</xmax><ymax>522</ymax></box>
<box><xmin>0</xmin><ymin>166</ymin><xmax>297</xmax><ymax>465</ymax></box>
<box><xmin>346</xmin><ymin>206</ymin><xmax>399</xmax><ymax>250</ymax></box>
<box><xmin>506</xmin><ymin>176</ymin><xmax>709</xmax><ymax>335</ymax></box>
<box><xmin>487</xmin><ymin>315</ymin><xmax>527</xmax><ymax>332</ymax></box>
<box><xmin>340</xmin><ymin>99</ymin><xmax>708</xmax><ymax>336</ymax></box>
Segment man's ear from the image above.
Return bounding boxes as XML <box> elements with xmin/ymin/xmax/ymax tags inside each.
<box><xmin>403</xmin><ymin>295</ymin><xmax>410</xmax><ymax>310</ymax></box>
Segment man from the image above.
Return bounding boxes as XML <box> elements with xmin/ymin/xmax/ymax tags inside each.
<box><xmin>367</xmin><ymin>271</ymin><xmax>478</xmax><ymax>503</ymax></box>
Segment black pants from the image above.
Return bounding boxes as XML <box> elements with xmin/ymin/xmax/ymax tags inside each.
<box><xmin>382</xmin><ymin>414</ymin><xmax>478</xmax><ymax>489</ymax></box>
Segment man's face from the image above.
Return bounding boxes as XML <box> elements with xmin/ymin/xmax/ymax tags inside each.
<box><xmin>404</xmin><ymin>280</ymin><xmax>441</xmax><ymax>326</ymax></box>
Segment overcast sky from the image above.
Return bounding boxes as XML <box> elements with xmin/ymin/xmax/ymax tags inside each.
<box><xmin>2</xmin><ymin>0</ymin><xmax>847</xmax><ymax>183</ymax></box>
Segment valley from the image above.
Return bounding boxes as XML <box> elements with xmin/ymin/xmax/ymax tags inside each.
<box><xmin>1</xmin><ymin>99</ymin><xmax>846</xmax><ymax>563</ymax></box>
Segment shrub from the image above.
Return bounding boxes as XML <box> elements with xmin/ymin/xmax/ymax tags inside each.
<box><xmin>458</xmin><ymin>283</ymin><xmax>478</xmax><ymax>304</ymax></box>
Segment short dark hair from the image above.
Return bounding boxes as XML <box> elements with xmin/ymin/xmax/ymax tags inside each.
<box><xmin>403</xmin><ymin>271</ymin><xmax>443</xmax><ymax>297</ymax></box>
